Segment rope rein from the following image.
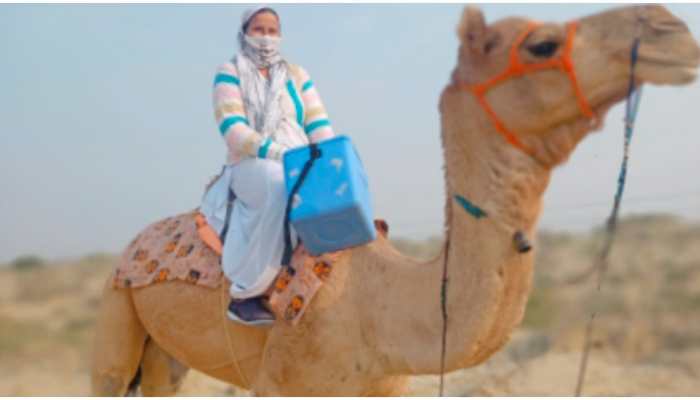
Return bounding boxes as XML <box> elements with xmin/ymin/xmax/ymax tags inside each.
<box><xmin>438</xmin><ymin>236</ymin><xmax>451</xmax><ymax>396</ymax></box>
<box><xmin>574</xmin><ymin>31</ymin><xmax>643</xmax><ymax>396</ymax></box>
<box><xmin>219</xmin><ymin>285</ymin><xmax>251</xmax><ymax>388</ymax></box>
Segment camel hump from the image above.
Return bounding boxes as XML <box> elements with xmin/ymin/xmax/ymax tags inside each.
<box><xmin>374</xmin><ymin>219</ymin><xmax>389</xmax><ymax>238</ymax></box>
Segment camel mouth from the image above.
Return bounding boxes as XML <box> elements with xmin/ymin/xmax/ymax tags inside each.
<box><xmin>638</xmin><ymin>54</ymin><xmax>699</xmax><ymax>69</ymax></box>
<box><xmin>637</xmin><ymin>54</ymin><xmax>699</xmax><ymax>83</ymax></box>
<box><xmin>634</xmin><ymin>42</ymin><xmax>700</xmax><ymax>85</ymax></box>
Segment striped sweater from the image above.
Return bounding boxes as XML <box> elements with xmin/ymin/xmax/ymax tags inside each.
<box><xmin>213</xmin><ymin>61</ymin><xmax>335</xmax><ymax>164</ymax></box>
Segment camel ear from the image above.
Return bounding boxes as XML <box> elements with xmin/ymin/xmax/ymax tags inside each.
<box><xmin>457</xmin><ymin>6</ymin><xmax>489</xmax><ymax>54</ymax></box>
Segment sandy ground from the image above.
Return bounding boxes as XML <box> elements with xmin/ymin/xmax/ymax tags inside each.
<box><xmin>1</xmin><ymin>214</ymin><xmax>698</xmax><ymax>396</ymax></box>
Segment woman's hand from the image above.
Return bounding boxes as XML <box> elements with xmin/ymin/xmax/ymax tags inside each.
<box><xmin>266</xmin><ymin>144</ymin><xmax>288</xmax><ymax>162</ymax></box>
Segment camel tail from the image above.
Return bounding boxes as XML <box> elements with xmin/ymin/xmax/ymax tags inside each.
<box><xmin>125</xmin><ymin>365</ymin><xmax>143</xmax><ymax>396</ymax></box>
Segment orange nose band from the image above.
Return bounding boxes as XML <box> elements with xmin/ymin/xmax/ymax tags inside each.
<box><xmin>460</xmin><ymin>21</ymin><xmax>595</xmax><ymax>156</ymax></box>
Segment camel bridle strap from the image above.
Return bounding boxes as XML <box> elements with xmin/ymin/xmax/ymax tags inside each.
<box><xmin>459</xmin><ymin>21</ymin><xmax>595</xmax><ymax>157</ymax></box>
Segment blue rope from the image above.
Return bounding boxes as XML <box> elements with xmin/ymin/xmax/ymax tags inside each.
<box><xmin>575</xmin><ymin>36</ymin><xmax>643</xmax><ymax>396</ymax></box>
<box><xmin>604</xmin><ymin>37</ymin><xmax>642</xmax><ymax>274</ymax></box>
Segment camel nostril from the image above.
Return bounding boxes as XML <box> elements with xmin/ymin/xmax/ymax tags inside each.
<box><xmin>640</xmin><ymin>4</ymin><xmax>689</xmax><ymax>35</ymax></box>
<box><xmin>648</xmin><ymin>18</ymin><xmax>688</xmax><ymax>34</ymax></box>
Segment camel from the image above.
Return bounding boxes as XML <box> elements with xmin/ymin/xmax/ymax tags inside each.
<box><xmin>91</xmin><ymin>5</ymin><xmax>700</xmax><ymax>396</ymax></box>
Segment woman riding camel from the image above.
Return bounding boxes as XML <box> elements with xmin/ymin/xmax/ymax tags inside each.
<box><xmin>201</xmin><ymin>6</ymin><xmax>335</xmax><ymax>325</ymax></box>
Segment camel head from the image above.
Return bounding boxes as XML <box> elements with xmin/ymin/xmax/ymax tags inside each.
<box><xmin>449</xmin><ymin>5</ymin><xmax>700</xmax><ymax>167</ymax></box>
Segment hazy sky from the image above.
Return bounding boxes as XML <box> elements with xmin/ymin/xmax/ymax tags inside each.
<box><xmin>1</xmin><ymin>3</ymin><xmax>699</xmax><ymax>263</ymax></box>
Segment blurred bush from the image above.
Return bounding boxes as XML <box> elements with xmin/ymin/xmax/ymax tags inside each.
<box><xmin>11</xmin><ymin>255</ymin><xmax>45</xmax><ymax>271</ymax></box>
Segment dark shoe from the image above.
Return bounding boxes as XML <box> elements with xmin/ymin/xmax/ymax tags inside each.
<box><xmin>227</xmin><ymin>297</ymin><xmax>275</xmax><ymax>326</ymax></box>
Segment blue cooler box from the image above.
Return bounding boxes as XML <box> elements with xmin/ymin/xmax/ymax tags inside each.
<box><xmin>283</xmin><ymin>135</ymin><xmax>376</xmax><ymax>255</ymax></box>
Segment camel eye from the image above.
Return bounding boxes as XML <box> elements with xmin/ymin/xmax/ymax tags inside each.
<box><xmin>528</xmin><ymin>41</ymin><xmax>559</xmax><ymax>58</ymax></box>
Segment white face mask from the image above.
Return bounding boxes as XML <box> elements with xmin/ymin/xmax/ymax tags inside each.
<box><xmin>244</xmin><ymin>34</ymin><xmax>281</xmax><ymax>52</ymax></box>
<box><xmin>242</xmin><ymin>34</ymin><xmax>282</xmax><ymax>67</ymax></box>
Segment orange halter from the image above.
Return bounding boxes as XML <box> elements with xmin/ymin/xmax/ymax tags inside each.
<box><xmin>459</xmin><ymin>21</ymin><xmax>595</xmax><ymax>156</ymax></box>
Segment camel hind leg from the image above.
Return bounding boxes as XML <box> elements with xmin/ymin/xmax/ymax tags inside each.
<box><xmin>139</xmin><ymin>338</ymin><xmax>190</xmax><ymax>396</ymax></box>
<box><xmin>91</xmin><ymin>278</ymin><xmax>148</xmax><ymax>396</ymax></box>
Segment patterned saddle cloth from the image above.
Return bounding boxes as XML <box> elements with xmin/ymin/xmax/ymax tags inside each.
<box><xmin>113</xmin><ymin>209</ymin><xmax>389</xmax><ymax>325</ymax></box>
<box><xmin>113</xmin><ymin>210</ymin><xmax>223</xmax><ymax>289</ymax></box>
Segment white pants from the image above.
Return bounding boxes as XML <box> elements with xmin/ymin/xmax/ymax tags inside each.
<box><xmin>221</xmin><ymin>158</ymin><xmax>296</xmax><ymax>299</ymax></box>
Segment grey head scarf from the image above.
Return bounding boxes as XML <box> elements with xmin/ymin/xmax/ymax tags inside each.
<box><xmin>234</xmin><ymin>6</ymin><xmax>289</xmax><ymax>140</ymax></box>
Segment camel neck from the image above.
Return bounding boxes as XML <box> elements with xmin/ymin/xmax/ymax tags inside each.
<box><xmin>441</xmin><ymin>85</ymin><xmax>551</xmax><ymax>235</ymax></box>
<box><xmin>439</xmin><ymin>104</ymin><xmax>551</xmax><ymax>370</ymax></box>
<box><xmin>374</xmin><ymin>86</ymin><xmax>552</xmax><ymax>375</ymax></box>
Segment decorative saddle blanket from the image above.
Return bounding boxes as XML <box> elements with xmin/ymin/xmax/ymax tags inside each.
<box><xmin>268</xmin><ymin>244</ymin><xmax>341</xmax><ymax>325</ymax></box>
<box><xmin>113</xmin><ymin>209</ymin><xmax>389</xmax><ymax>324</ymax></box>
<box><xmin>113</xmin><ymin>210</ymin><xmax>224</xmax><ymax>289</ymax></box>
